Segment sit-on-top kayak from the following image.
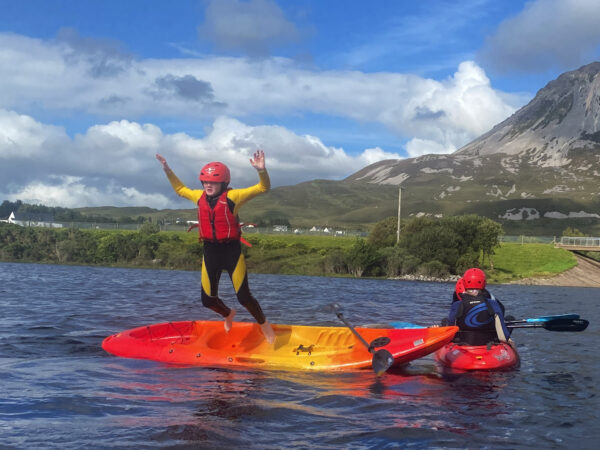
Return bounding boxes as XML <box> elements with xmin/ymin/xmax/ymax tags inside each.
<box><xmin>102</xmin><ymin>320</ymin><xmax>458</xmax><ymax>371</ymax></box>
<box><xmin>435</xmin><ymin>341</ymin><xmax>519</xmax><ymax>371</ymax></box>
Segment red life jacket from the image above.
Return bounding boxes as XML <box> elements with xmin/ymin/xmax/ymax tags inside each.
<box><xmin>196</xmin><ymin>190</ymin><xmax>241</xmax><ymax>242</ymax></box>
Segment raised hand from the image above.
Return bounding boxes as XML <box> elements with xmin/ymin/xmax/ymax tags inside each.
<box><xmin>249</xmin><ymin>149</ymin><xmax>265</xmax><ymax>171</ymax></box>
<box><xmin>155</xmin><ymin>154</ymin><xmax>170</xmax><ymax>171</ymax></box>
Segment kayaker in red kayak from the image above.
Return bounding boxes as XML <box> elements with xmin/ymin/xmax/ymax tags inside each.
<box><xmin>444</xmin><ymin>268</ymin><xmax>513</xmax><ymax>346</ymax></box>
<box><xmin>155</xmin><ymin>150</ymin><xmax>275</xmax><ymax>344</ymax></box>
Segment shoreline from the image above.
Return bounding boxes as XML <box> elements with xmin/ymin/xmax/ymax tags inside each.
<box><xmin>390</xmin><ymin>254</ymin><xmax>600</xmax><ymax>288</ymax></box>
<box><xmin>3</xmin><ymin>255</ymin><xmax>600</xmax><ymax>288</ymax></box>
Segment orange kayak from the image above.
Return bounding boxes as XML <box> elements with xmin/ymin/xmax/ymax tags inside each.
<box><xmin>102</xmin><ymin>320</ymin><xmax>458</xmax><ymax>371</ymax></box>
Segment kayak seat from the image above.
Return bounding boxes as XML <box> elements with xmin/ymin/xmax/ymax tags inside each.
<box><xmin>453</xmin><ymin>330</ymin><xmax>499</xmax><ymax>346</ymax></box>
<box><xmin>314</xmin><ymin>329</ymin><xmax>355</xmax><ymax>348</ymax></box>
<box><xmin>204</xmin><ymin>325</ymin><xmax>265</xmax><ymax>350</ymax></box>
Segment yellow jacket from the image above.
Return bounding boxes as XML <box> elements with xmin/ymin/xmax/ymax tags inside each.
<box><xmin>164</xmin><ymin>168</ymin><xmax>270</xmax><ymax>214</ymax></box>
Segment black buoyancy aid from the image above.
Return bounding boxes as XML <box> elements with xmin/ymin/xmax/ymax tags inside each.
<box><xmin>197</xmin><ymin>190</ymin><xmax>241</xmax><ymax>242</ymax></box>
<box><xmin>455</xmin><ymin>292</ymin><xmax>496</xmax><ymax>333</ymax></box>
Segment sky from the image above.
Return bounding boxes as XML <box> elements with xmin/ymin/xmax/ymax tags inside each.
<box><xmin>1</xmin><ymin>0</ymin><xmax>600</xmax><ymax>209</ymax></box>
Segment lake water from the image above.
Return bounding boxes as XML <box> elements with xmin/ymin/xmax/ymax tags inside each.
<box><xmin>0</xmin><ymin>262</ymin><xmax>598</xmax><ymax>449</ymax></box>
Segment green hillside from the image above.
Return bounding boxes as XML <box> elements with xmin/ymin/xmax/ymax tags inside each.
<box><xmin>66</xmin><ymin>178</ymin><xmax>600</xmax><ymax>236</ymax></box>
<box><xmin>5</xmin><ymin>167</ymin><xmax>599</xmax><ymax>236</ymax></box>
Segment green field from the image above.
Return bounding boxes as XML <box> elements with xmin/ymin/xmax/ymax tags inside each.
<box><xmin>245</xmin><ymin>237</ymin><xmax>580</xmax><ymax>282</ymax></box>
<box><xmin>485</xmin><ymin>243</ymin><xmax>577</xmax><ymax>284</ymax></box>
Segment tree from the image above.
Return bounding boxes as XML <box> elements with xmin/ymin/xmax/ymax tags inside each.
<box><xmin>368</xmin><ymin>216</ymin><xmax>398</xmax><ymax>249</ymax></box>
<box><xmin>139</xmin><ymin>222</ymin><xmax>160</xmax><ymax>234</ymax></box>
<box><xmin>345</xmin><ymin>239</ymin><xmax>379</xmax><ymax>277</ymax></box>
<box><xmin>475</xmin><ymin>218</ymin><xmax>504</xmax><ymax>268</ymax></box>
<box><xmin>322</xmin><ymin>248</ymin><xmax>348</xmax><ymax>275</ymax></box>
<box><xmin>562</xmin><ymin>227</ymin><xmax>586</xmax><ymax>237</ymax></box>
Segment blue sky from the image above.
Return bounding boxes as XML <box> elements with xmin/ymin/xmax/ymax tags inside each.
<box><xmin>1</xmin><ymin>0</ymin><xmax>600</xmax><ymax>208</ymax></box>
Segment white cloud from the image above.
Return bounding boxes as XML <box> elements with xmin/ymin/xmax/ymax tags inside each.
<box><xmin>0</xmin><ymin>109</ymin><xmax>404</xmax><ymax>208</ymax></box>
<box><xmin>0</xmin><ymin>109</ymin><xmax>69</xmax><ymax>159</ymax></box>
<box><xmin>405</xmin><ymin>138</ymin><xmax>455</xmax><ymax>158</ymax></box>
<box><xmin>356</xmin><ymin>147</ymin><xmax>405</xmax><ymax>165</ymax></box>
<box><xmin>478</xmin><ymin>0</ymin><xmax>600</xmax><ymax>73</ymax></box>
<box><xmin>6</xmin><ymin>176</ymin><xmax>172</xmax><ymax>209</ymax></box>
<box><xmin>0</xmin><ymin>32</ymin><xmax>519</xmax><ymax>156</ymax></box>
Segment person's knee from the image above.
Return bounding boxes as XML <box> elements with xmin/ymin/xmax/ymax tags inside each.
<box><xmin>201</xmin><ymin>292</ymin><xmax>219</xmax><ymax>308</ymax></box>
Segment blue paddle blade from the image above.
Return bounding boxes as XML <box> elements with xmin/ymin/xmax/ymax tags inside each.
<box><xmin>389</xmin><ymin>321</ymin><xmax>425</xmax><ymax>329</ymax></box>
<box><xmin>526</xmin><ymin>313</ymin><xmax>580</xmax><ymax>323</ymax></box>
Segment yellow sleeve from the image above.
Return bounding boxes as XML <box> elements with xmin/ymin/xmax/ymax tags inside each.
<box><xmin>164</xmin><ymin>169</ymin><xmax>203</xmax><ymax>204</ymax></box>
<box><xmin>228</xmin><ymin>169</ymin><xmax>270</xmax><ymax>215</ymax></box>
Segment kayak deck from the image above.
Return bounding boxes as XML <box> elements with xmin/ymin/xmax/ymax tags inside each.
<box><xmin>102</xmin><ymin>320</ymin><xmax>458</xmax><ymax>371</ymax></box>
<box><xmin>435</xmin><ymin>341</ymin><xmax>520</xmax><ymax>371</ymax></box>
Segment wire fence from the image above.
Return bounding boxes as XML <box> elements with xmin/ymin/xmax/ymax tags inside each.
<box><xmin>499</xmin><ymin>235</ymin><xmax>557</xmax><ymax>244</ymax></box>
<box><xmin>558</xmin><ymin>236</ymin><xmax>600</xmax><ymax>248</ymax></box>
<box><xmin>6</xmin><ymin>220</ymin><xmax>597</xmax><ymax>244</ymax></box>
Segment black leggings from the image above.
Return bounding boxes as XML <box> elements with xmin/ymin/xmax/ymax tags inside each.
<box><xmin>200</xmin><ymin>240</ymin><xmax>266</xmax><ymax>324</ymax></box>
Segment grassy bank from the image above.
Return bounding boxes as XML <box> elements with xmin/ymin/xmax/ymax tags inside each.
<box><xmin>243</xmin><ymin>236</ymin><xmax>579</xmax><ymax>283</ymax></box>
<box><xmin>485</xmin><ymin>243</ymin><xmax>577</xmax><ymax>284</ymax></box>
<box><xmin>244</xmin><ymin>233</ymin><xmax>355</xmax><ymax>277</ymax></box>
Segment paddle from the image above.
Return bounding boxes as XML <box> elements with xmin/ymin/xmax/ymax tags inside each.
<box><xmin>506</xmin><ymin>318</ymin><xmax>589</xmax><ymax>332</ymax></box>
<box><xmin>508</xmin><ymin>313</ymin><xmax>580</xmax><ymax>324</ymax></box>
<box><xmin>388</xmin><ymin>321</ymin><xmax>425</xmax><ymax>329</ymax></box>
<box><xmin>330</xmin><ymin>303</ymin><xmax>394</xmax><ymax>376</ymax></box>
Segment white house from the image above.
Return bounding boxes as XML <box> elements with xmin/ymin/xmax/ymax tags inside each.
<box><xmin>0</xmin><ymin>212</ymin><xmax>16</xmax><ymax>224</ymax></box>
<box><xmin>0</xmin><ymin>211</ymin><xmax>62</xmax><ymax>228</ymax></box>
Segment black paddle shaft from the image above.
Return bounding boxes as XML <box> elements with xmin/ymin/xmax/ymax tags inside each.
<box><xmin>335</xmin><ymin>310</ymin><xmax>371</xmax><ymax>349</ymax></box>
<box><xmin>330</xmin><ymin>303</ymin><xmax>394</xmax><ymax>375</ymax></box>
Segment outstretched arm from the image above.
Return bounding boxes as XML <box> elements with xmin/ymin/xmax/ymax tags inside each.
<box><xmin>155</xmin><ymin>154</ymin><xmax>202</xmax><ymax>203</ymax></box>
<box><xmin>249</xmin><ymin>149</ymin><xmax>266</xmax><ymax>171</ymax></box>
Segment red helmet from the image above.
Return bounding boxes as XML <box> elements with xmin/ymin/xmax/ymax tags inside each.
<box><xmin>462</xmin><ymin>268</ymin><xmax>486</xmax><ymax>289</ymax></box>
<box><xmin>455</xmin><ymin>278</ymin><xmax>466</xmax><ymax>297</ymax></box>
<box><xmin>199</xmin><ymin>162</ymin><xmax>230</xmax><ymax>183</ymax></box>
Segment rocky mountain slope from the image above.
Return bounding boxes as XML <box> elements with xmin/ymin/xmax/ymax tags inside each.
<box><xmin>343</xmin><ymin>62</ymin><xmax>600</xmax><ymax>228</ymax></box>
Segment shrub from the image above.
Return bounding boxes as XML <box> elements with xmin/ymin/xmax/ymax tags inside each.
<box><xmin>400</xmin><ymin>255</ymin><xmax>421</xmax><ymax>275</ymax></box>
<box><xmin>345</xmin><ymin>239</ymin><xmax>379</xmax><ymax>277</ymax></box>
<box><xmin>322</xmin><ymin>249</ymin><xmax>348</xmax><ymax>274</ymax></box>
<box><xmin>418</xmin><ymin>260</ymin><xmax>449</xmax><ymax>278</ymax></box>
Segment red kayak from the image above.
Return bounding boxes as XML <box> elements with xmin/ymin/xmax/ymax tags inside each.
<box><xmin>435</xmin><ymin>341</ymin><xmax>519</xmax><ymax>371</ymax></box>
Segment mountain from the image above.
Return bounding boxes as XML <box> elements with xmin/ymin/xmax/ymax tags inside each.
<box><xmin>457</xmin><ymin>61</ymin><xmax>600</xmax><ymax>164</ymax></box>
<box><xmin>339</xmin><ymin>62</ymin><xmax>600</xmax><ymax>233</ymax></box>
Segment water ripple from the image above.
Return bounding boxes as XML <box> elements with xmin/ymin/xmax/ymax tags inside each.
<box><xmin>0</xmin><ymin>262</ymin><xmax>598</xmax><ymax>449</ymax></box>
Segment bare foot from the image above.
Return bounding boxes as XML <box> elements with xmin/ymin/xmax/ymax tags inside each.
<box><xmin>224</xmin><ymin>309</ymin><xmax>236</xmax><ymax>333</ymax></box>
<box><xmin>260</xmin><ymin>320</ymin><xmax>275</xmax><ymax>344</ymax></box>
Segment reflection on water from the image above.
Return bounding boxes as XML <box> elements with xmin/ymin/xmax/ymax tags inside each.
<box><xmin>0</xmin><ymin>262</ymin><xmax>598</xmax><ymax>448</ymax></box>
